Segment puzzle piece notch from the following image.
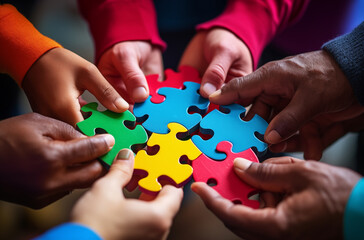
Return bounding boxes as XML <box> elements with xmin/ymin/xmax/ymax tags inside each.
<box><xmin>134</xmin><ymin>81</ymin><xmax>209</xmax><ymax>134</ymax></box>
<box><xmin>192</xmin><ymin>141</ymin><xmax>260</xmax><ymax>208</ymax></box>
<box><xmin>148</xmin><ymin>65</ymin><xmax>201</xmax><ymax>103</ymax></box>
<box><xmin>134</xmin><ymin>122</ymin><xmax>202</xmax><ymax>194</ymax></box>
<box><xmin>192</xmin><ymin>104</ymin><xmax>268</xmax><ymax>160</ymax></box>
<box><xmin>77</xmin><ymin>102</ymin><xmax>148</xmax><ymax>166</ymax></box>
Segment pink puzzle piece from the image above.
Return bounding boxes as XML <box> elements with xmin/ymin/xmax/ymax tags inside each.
<box><xmin>148</xmin><ymin>65</ymin><xmax>201</xmax><ymax>103</ymax></box>
<box><xmin>192</xmin><ymin>141</ymin><xmax>260</xmax><ymax>208</ymax></box>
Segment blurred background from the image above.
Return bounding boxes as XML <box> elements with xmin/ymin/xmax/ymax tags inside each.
<box><xmin>0</xmin><ymin>0</ymin><xmax>362</xmax><ymax>239</ymax></box>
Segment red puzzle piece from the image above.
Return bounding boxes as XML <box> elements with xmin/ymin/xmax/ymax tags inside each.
<box><xmin>148</xmin><ymin>65</ymin><xmax>201</xmax><ymax>103</ymax></box>
<box><xmin>192</xmin><ymin>141</ymin><xmax>260</xmax><ymax>208</ymax></box>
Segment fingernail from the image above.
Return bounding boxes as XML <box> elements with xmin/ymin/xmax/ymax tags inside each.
<box><xmin>132</xmin><ymin>87</ymin><xmax>148</xmax><ymax>100</ymax></box>
<box><xmin>102</xmin><ymin>134</ymin><xmax>115</xmax><ymax>149</ymax></box>
<box><xmin>117</xmin><ymin>149</ymin><xmax>131</xmax><ymax>160</ymax></box>
<box><xmin>265</xmin><ymin>130</ymin><xmax>282</xmax><ymax>144</ymax></box>
<box><xmin>209</xmin><ymin>89</ymin><xmax>221</xmax><ymax>99</ymax></box>
<box><xmin>202</xmin><ymin>83</ymin><xmax>217</xmax><ymax>96</ymax></box>
<box><xmin>234</xmin><ymin>158</ymin><xmax>252</xmax><ymax>171</ymax></box>
<box><xmin>115</xmin><ymin>97</ymin><xmax>129</xmax><ymax>110</ymax></box>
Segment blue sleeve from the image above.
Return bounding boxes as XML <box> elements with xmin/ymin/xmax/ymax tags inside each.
<box><xmin>32</xmin><ymin>222</ymin><xmax>102</xmax><ymax>240</ymax></box>
<box><xmin>344</xmin><ymin>178</ymin><xmax>364</xmax><ymax>240</ymax></box>
<box><xmin>322</xmin><ymin>21</ymin><xmax>364</xmax><ymax>105</ymax></box>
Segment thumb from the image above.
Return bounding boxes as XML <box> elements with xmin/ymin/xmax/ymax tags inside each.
<box><xmin>103</xmin><ymin>149</ymin><xmax>135</xmax><ymax>189</ymax></box>
<box><xmin>200</xmin><ymin>52</ymin><xmax>233</xmax><ymax>98</ymax></box>
<box><xmin>233</xmin><ymin>157</ymin><xmax>306</xmax><ymax>192</ymax></box>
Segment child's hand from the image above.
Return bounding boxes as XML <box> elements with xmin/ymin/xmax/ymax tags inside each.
<box><xmin>98</xmin><ymin>41</ymin><xmax>163</xmax><ymax>103</ymax></box>
<box><xmin>192</xmin><ymin>157</ymin><xmax>362</xmax><ymax>240</ymax></box>
<box><xmin>71</xmin><ymin>149</ymin><xmax>183</xmax><ymax>240</ymax></box>
<box><xmin>0</xmin><ymin>113</ymin><xmax>114</xmax><ymax>209</ymax></box>
<box><xmin>22</xmin><ymin>48</ymin><xmax>129</xmax><ymax>126</ymax></box>
<box><xmin>179</xmin><ymin>28</ymin><xmax>253</xmax><ymax>98</ymax></box>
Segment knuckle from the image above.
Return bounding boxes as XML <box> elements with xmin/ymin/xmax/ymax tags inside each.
<box><xmin>82</xmin><ymin>63</ymin><xmax>99</xmax><ymax>77</ymax></box>
<box><xmin>208</xmin><ymin>63</ymin><xmax>226</xmax><ymax>84</ymax></box>
<box><xmin>101</xmin><ymin>85</ymin><xmax>116</xmax><ymax>99</ymax></box>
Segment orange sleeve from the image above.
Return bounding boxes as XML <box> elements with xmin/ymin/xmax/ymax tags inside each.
<box><xmin>0</xmin><ymin>4</ymin><xmax>62</xmax><ymax>86</ymax></box>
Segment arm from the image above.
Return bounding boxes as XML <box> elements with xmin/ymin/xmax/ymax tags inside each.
<box><xmin>0</xmin><ymin>4</ymin><xmax>61</xmax><ymax>85</ymax></box>
<box><xmin>78</xmin><ymin>0</ymin><xmax>165</xmax><ymax>103</ymax></box>
<box><xmin>197</xmin><ymin>0</ymin><xmax>310</xmax><ymax>68</ymax></box>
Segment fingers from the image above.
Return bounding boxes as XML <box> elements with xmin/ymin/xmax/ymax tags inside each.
<box><xmin>61</xmin><ymin>134</ymin><xmax>115</xmax><ymax>164</ymax></box>
<box><xmin>65</xmin><ymin>160</ymin><xmax>104</xmax><ymax>189</ymax></box>
<box><xmin>102</xmin><ymin>149</ymin><xmax>135</xmax><ymax>189</ymax></box>
<box><xmin>84</xmin><ymin>65</ymin><xmax>129</xmax><ymax>112</ymax></box>
<box><xmin>200</xmin><ymin>52</ymin><xmax>234</xmax><ymax>97</ymax></box>
<box><xmin>191</xmin><ymin>182</ymin><xmax>285</xmax><ymax>239</ymax></box>
<box><xmin>112</xmin><ymin>45</ymin><xmax>150</xmax><ymax>103</ymax></box>
<box><xmin>152</xmin><ymin>185</ymin><xmax>183</xmax><ymax>218</ymax></box>
<box><xmin>233</xmin><ymin>158</ymin><xmax>306</xmax><ymax>192</ymax></box>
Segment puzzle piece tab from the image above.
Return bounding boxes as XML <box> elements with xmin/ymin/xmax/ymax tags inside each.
<box><xmin>134</xmin><ymin>123</ymin><xmax>201</xmax><ymax>193</ymax></box>
<box><xmin>192</xmin><ymin>104</ymin><xmax>268</xmax><ymax>160</ymax></box>
<box><xmin>133</xmin><ymin>82</ymin><xmax>209</xmax><ymax>134</ymax></box>
<box><xmin>193</xmin><ymin>141</ymin><xmax>260</xmax><ymax>208</ymax></box>
<box><xmin>148</xmin><ymin>65</ymin><xmax>201</xmax><ymax>103</ymax></box>
<box><xmin>77</xmin><ymin>102</ymin><xmax>148</xmax><ymax>166</ymax></box>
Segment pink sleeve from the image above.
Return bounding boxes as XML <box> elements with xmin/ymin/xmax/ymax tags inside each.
<box><xmin>197</xmin><ymin>0</ymin><xmax>310</xmax><ymax>68</ymax></box>
<box><xmin>77</xmin><ymin>0</ymin><xmax>166</xmax><ymax>64</ymax></box>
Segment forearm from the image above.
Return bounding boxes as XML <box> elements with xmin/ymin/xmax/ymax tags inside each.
<box><xmin>322</xmin><ymin>22</ymin><xmax>364</xmax><ymax>105</ymax></box>
<box><xmin>0</xmin><ymin>4</ymin><xmax>61</xmax><ymax>85</ymax></box>
<box><xmin>197</xmin><ymin>0</ymin><xmax>310</xmax><ymax>68</ymax></box>
<box><xmin>77</xmin><ymin>0</ymin><xmax>166</xmax><ymax>64</ymax></box>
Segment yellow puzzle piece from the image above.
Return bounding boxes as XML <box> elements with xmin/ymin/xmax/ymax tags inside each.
<box><xmin>134</xmin><ymin>122</ymin><xmax>202</xmax><ymax>193</ymax></box>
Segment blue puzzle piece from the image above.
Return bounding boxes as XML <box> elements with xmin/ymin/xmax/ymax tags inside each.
<box><xmin>133</xmin><ymin>82</ymin><xmax>209</xmax><ymax>134</ymax></box>
<box><xmin>192</xmin><ymin>104</ymin><xmax>268</xmax><ymax>160</ymax></box>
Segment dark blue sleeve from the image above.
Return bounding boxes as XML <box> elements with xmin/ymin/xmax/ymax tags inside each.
<box><xmin>32</xmin><ymin>223</ymin><xmax>102</xmax><ymax>240</ymax></box>
<box><xmin>322</xmin><ymin>21</ymin><xmax>364</xmax><ymax>105</ymax></box>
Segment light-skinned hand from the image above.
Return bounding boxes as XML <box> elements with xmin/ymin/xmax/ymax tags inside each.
<box><xmin>98</xmin><ymin>41</ymin><xmax>164</xmax><ymax>103</ymax></box>
<box><xmin>210</xmin><ymin>50</ymin><xmax>364</xmax><ymax>159</ymax></box>
<box><xmin>192</xmin><ymin>157</ymin><xmax>362</xmax><ymax>240</ymax></box>
<box><xmin>71</xmin><ymin>149</ymin><xmax>183</xmax><ymax>240</ymax></box>
<box><xmin>0</xmin><ymin>113</ymin><xmax>114</xmax><ymax>209</ymax></box>
<box><xmin>22</xmin><ymin>48</ymin><xmax>129</xmax><ymax>126</ymax></box>
<box><xmin>179</xmin><ymin>28</ymin><xmax>253</xmax><ymax>98</ymax></box>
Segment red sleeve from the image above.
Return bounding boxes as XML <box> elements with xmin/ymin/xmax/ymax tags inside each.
<box><xmin>197</xmin><ymin>0</ymin><xmax>310</xmax><ymax>69</ymax></box>
<box><xmin>78</xmin><ymin>0</ymin><xmax>166</xmax><ymax>64</ymax></box>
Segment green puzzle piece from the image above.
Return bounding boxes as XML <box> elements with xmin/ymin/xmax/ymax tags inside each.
<box><xmin>77</xmin><ymin>102</ymin><xmax>148</xmax><ymax>166</ymax></box>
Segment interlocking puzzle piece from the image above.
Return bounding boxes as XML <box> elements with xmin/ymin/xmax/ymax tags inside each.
<box><xmin>148</xmin><ymin>65</ymin><xmax>201</xmax><ymax>103</ymax></box>
<box><xmin>193</xmin><ymin>141</ymin><xmax>260</xmax><ymax>208</ymax></box>
<box><xmin>192</xmin><ymin>104</ymin><xmax>268</xmax><ymax>160</ymax></box>
<box><xmin>77</xmin><ymin>102</ymin><xmax>148</xmax><ymax>166</ymax></box>
<box><xmin>134</xmin><ymin>122</ymin><xmax>202</xmax><ymax>193</ymax></box>
<box><xmin>133</xmin><ymin>82</ymin><xmax>209</xmax><ymax>134</ymax></box>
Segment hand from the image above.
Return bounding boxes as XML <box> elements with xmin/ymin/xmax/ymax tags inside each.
<box><xmin>0</xmin><ymin>113</ymin><xmax>114</xmax><ymax>209</ymax></box>
<box><xmin>98</xmin><ymin>41</ymin><xmax>164</xmax><ymax>103</ymax></box>
<box><xmin>179</xmin><ymin>28</ymin><xmax>253</xmax><ymax>97</ymax></box>
<box><xmin>71</xmin><ymin>149</ymin><xmax>183</xmax><ymax>240</ymax></box>
<box><xmin>22</xmin><ymin>48</ymin><xmax>128</xmax><ymax>126</ymax></box>
<box><xmin>210</xmin><ymin>50</ymin><xmax>364</xmax><ymax>159</ymax></box>
<box><xmin>192</xmin><ymin>157</ymin><xmax>362</xmax><ymax>240</ymax></box>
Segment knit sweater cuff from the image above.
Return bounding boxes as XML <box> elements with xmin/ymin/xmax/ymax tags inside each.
<box><xmin>0</xmin><ymin>4</ymin><xmax>62</xmax><ymax>86</ymax></box>
<box><xmin>322</xmin><ymin>22</ymin><xmax>364</xmax><ymax>105</ymax></box>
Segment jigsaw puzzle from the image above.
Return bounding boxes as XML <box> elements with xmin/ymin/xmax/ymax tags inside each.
<box><xmin>193</xmin><ymin>141</ymin><xmax>260</xmax><ymax>208</ymax></box>
<box><xmin>134</xmin><ymin>122</ymin><xmax>202</xmax><ymax>193</ymax></box>
<box><xmin>77</xmin><ymin>102</ymin><xmax>148</xmax><ymax>166</ymax></box>
<box><xmin>148</xmin><ymin>65</ymin><xmax>201</xmax><ymax>103</ymax></box>
<box><xmin>133</xmin><ymin>81</ymin><xmax>209</xmax><ymax>134</ymax></box>
<box><xmin>192</xmin><ymin>104</ymin><xmax>268</xmax><ymax>160</ymax></box>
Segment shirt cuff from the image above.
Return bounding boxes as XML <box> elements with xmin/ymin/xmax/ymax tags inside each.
<box><xmin>344</xmin><ymin>178</ymin><xmax>364</xmax><ymax>240</ymax></box>
<box><xmin>33</xmin><ymin>222</ymin><xmax>102</xmax><ymax>240</ymax></box>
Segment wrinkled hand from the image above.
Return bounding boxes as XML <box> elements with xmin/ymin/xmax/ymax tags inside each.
<box><xmin>179</xmin><ymin>28</ymin><xmax>253</xmax><ymax>97</ymax></box>
<box><xmin>98</xmin><ymin>41</ymin><xmax>164</xmax><ymax>103</ymax></box>
<box><xmin>192</xmin><ymin>157</ymin><xmax>362</xmax><ymax>240</ymax></box>
<box><xmin>22</xmin><ymin>48</ymin><xmax>128</xmax><ymax>126</ymax></box>
<box><xmin>71</xmin><ymin>149</ymin><xmax>183</xmax><ymax>240</ymax></box>
<box><xmin>0</xmin><ymin>113</ymin><xmax>114</xmax><ymax>209</ymax></box>
<box><xmin>210</xmin><ymin>50</ymin><xmax>364</xmax><ymax>159</ymax></box>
